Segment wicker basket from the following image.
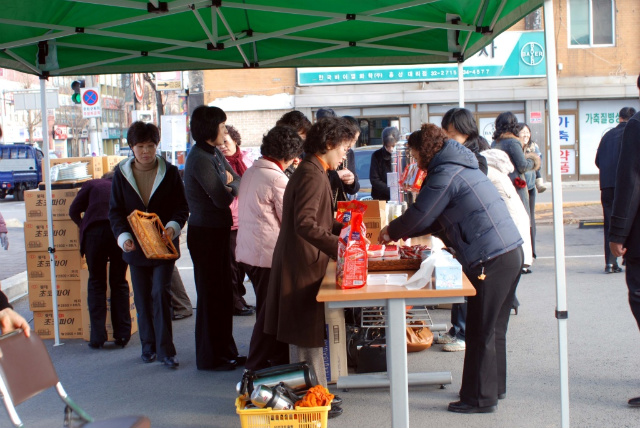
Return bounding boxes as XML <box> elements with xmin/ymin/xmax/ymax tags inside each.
<box><xmin>127</xmin><ymin>209</ymin><xmax>178</xmax><ymax>260</ymax></box>
<box><xmin>368</xmin><ymin>258</ymin><xmax>422</xmax><ymax>271</ymax></box>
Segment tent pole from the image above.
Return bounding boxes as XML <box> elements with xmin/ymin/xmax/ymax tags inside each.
<box><xmin>543</xmin><ymin>1</ymin><xmax>569</xmax><ymax>426</ymax></box>
<box><xmin>40</xmin><ymin>76</ymin><xmax>62</xmax><ymax>346</ymax></box>
<box><xmin>457</xmin><ymin>62</ymin><xmax>464</xmax><ymax>108</ymax></box>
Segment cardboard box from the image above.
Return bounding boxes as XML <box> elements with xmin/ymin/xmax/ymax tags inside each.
<box><xmin>363</xmin><ymin>218</ymin><xmax>383</xmax><ymax>244</ymax></box>
<box><xmin>361</xmin><ymin>200</ymin><xmax>386</xmax><ymax>220</ymax></box>
<box><xmin>80</xmin><ymin>268</ymin><xmax>138</xmax><ymax>341</ymax></box>
<box><xmin>102</xmin><ymin>155</ymin><xmax>127</xmax><ymax>174</ymax></box>
<box><xmin>24</xmin><ymin>220</ymin><xmax>80</xmax><ymax>252</ymax></box>
<box><xmin>33</xmin><ymin>310</ymin><xmax>84</xmax><ymax>339</ymax></box>
<box><xmin>26</xmin><ymin>251</ymin><xmax>82</xmax><ymax>281</ymax></box>
<box><xmin>50</xmin><ymin>156</ymin><xmax>104</xmax><ymax>179</ymax></box>
<box><xmin>24</xmin><ymin>188</ymin><xmax>80</xmax><ymax>221</ymax></box>
<box><xmin>28</xmin><ymin>280</ymin><xmax>82</xmax><ymax>311</ymax></box>
<box><xmin>323</xmin><ymin>305</ymin><xmax>348</xmax><ymax>384</ymax></box>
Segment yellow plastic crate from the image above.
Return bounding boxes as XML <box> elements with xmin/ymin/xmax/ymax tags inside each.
<box><xmin>235</xmin><ymin>398</ymin><xmax>330</xmax><ymax>428</ymax></box>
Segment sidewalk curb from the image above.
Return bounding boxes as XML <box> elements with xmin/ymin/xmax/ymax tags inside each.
<box><xmin>0</xmin><ymin>272</ymin><xmax>28</xmax><ymax>304</ymax></box>
<box><xmin>535</xmin><ymin>201</ymin><xmax>600</xmax><ymax>211</ymax></box>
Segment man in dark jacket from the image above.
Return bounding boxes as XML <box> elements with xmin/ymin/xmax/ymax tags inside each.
<box><xmin>609</xmin><ymin>73</ymin><xmax>640</xmax><ymax>407</ymax></box>
<box><xmin>595</xmin><ymin>106</ymin><xmax>636</xmax><ymax>273</ymax></box>
<box><xmin>370</xmin><ymin>126</ymin><xmax>400</xmax><ymax>201</ymax></box>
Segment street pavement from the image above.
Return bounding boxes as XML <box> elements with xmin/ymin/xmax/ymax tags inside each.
<box><xmin>6</xmin><ymin>181</ymin><xmax>640</xmax><ymax>428</ymax></box>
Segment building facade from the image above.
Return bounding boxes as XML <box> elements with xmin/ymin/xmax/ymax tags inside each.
<box><xmin>203</xmin><ymin>0</ymin><xmax>640</xmax><ymax>181</ymax></box>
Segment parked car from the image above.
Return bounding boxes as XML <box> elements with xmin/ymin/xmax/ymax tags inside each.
<box><xmin>352</xmin><ymin>145</ymin><xmax>382</xmax><ymax>200</ymax></box>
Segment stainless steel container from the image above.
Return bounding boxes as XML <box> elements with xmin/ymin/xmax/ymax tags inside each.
<box><xmin>250</xmin><ymin>385</ymin><xmax>295</xmax><ymax>410</ymax></box>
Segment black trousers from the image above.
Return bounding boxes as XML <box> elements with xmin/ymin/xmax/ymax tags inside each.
<box><xmin>188</xmin><ymin>225</ymin><xmax>239</xmax><ymax>369</ymax></box>
<box><xmin>129</xmin><ymin>262</ymin><xmax>176</xmax><ymax>359</ymax></box>
<box><xmin>230</xmin><ymin>230</ymin><xmax>248</xmax><ymax>311</ymax></box>
<box><xmin>625</xmin><ymin>259</ymin><xmax>640</xmax><ymax>330</ymax></box>
<box><xmin>460</xmin><ymin>246</ymin><xmax>524</xmax><ymax>407</ymax></box>
<box><xmin>601</xmin><ymin>188</ymin><xmax>619</xmax><ymax>266</ymax></box>
<box><xmin>241</xmin><ymin>263</ymin><xmax>289</xmax><ymax>371</ymax></box>
<box><xmin>83</xmin><ymin>221</ymin><xmax>131</xmax><ymax>344</ymax></box>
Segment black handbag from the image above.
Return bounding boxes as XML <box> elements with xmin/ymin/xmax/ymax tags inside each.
<box><xmin>355</xmin><ymin>339</ymin><xmax>387</xmax><ymax>373</ymax></box>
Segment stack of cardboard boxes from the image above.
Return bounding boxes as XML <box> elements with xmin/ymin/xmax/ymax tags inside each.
<box><xmin>25</xmin><ymin>155</ymin><xmax>137</xmax><ymax>340</ymax></box>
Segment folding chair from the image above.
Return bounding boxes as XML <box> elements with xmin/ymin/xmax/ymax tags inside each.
<box><xmin>0</xmin><ymin>330</ymin><xmax>150</xmax><ymax>428</ymax></box>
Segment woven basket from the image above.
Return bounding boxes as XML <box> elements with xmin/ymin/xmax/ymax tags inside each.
<box><xmin>368</xmin><ymin>258</ymin><xmax>422</xmax><ymax>271</ymax></box>
<box><xmin>127</xmin><ymin>209</ymin><xmax>178</xmax><ymax>260</ymax></box>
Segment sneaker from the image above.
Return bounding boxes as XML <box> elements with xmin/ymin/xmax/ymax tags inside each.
<box><xmin>435</xmin><ymin>332</ymin><xmax>457</xmax><ymax>344</ymax></box>
<box><xmin>535</xmin><ymin>177</ymin><xmax>547</xmax><ymax>193</ymax></box>
<box><xmin>443</xmin><ymin>339</ymin><xmax>466</xmax><ymax>352</ymax></box>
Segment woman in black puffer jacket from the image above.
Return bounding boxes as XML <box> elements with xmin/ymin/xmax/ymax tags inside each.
<box><xmin>379</xmin><ymin>124</ymin><xmax>524</xmax><ymax>415</ymax></box>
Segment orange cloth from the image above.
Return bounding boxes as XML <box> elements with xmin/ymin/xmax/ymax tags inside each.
<box><xmin>295</xmin><ymin>385</ymin><xmax>335</xmax><ymax>407</ymax></box>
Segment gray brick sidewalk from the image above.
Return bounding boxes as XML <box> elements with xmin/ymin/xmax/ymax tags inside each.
<box><xmin>0</xmin><ymin>226</ymin><xmax>27</xmax><ymax>284</ymax></box>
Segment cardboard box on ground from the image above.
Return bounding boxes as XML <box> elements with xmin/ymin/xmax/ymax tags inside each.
<box><xmin>323</xmin><ymin>305</ymin><xmax>348</xmax><ymax>384</ymax></box>
<box><xmin>33</xmin><ymin>268</ymin><xmax>138</xmax><ymax>340</ymax></box>
<box><xmin>360</xmin><ymin>200</ymin><xmax>387</xmax><ymax>244</ymax></box>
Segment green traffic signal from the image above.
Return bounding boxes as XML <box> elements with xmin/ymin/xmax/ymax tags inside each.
<box><xmin>71</xmin><ymin>93</ymin><xmax>82</xmax><ymax>104</ymax></box>
<box><xmin>71</xmin><ymin>79</ymin><xmax>85</xmax><ymax>104</ymax></box>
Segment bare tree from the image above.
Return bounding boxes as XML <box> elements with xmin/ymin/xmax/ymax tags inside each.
<box><xmin>142</xmin><ymin>73</ymin><xmax>166</xmax><ymax>128</ymax></box>
<box><xmin>56</xmin><ymin>105</ymin><xmax>89</xmax><ymax>157</ymax></box>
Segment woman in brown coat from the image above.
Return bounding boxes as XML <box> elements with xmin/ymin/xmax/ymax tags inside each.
<box><xmin>264</xmin><ymin>117</ymin><xmax>360</xmax><ymax>387</ymax></box>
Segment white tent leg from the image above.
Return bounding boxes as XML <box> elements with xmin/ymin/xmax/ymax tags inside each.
<box><xmin>543</xmin><ymin>1</ymin><xmax>569</xmax><ymax>426</ymax></box>
<box><xmin>40</xmin><ymin>77</ymin><xmax>62</xmax><ymax>346</ymax></box>
<box><xmin>458</xmin><ymin>62</ymin><xmax>464</xmax><ymax>108</ymax></box>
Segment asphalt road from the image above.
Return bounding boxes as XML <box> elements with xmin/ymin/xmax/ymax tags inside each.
<box><xmin>7</xmin><ymin>220</ymin><xmax>640</xmax><ymax>428</ymax></box>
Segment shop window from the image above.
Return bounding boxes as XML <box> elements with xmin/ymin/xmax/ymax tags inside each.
<box><xmin>568</xmin><ymin>0</ymin><xmax>614</xmax><ymax>47</ymax></box>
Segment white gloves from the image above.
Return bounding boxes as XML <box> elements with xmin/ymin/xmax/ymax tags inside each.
<box><xmin>0</xmin><ymin>233</ymin><xmax>8</xmax><ymax>251</ymax></box>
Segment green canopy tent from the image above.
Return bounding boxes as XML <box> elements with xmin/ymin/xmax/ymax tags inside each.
<box><xmin>0</xmin><ymin>1</ymin><xmax>570</xmax><ymax>427</ymax></box>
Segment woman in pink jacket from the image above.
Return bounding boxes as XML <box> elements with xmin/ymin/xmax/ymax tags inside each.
<box><xmin>236</xmin><ymin>126</ymin><xmax>304</xmax><ymax>370</ymax></box>
<box><xmin>220</xmin><ymin>125</ymin><xmax>255</xmax><ymax>316</ymax></box>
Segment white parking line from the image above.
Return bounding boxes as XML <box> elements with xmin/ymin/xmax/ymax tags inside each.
<box><xmin>537</xmin><ymin>255</ymin><xmax>602</xmax><ymax>259</ymax></box>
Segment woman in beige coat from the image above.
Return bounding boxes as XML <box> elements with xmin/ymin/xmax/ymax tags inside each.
<box><xmin>264</xmin><ymin>117</ymin><xmax>360</xmax><ymax>387</ymax></box>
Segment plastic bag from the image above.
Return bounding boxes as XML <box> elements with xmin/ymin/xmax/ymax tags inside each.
<box><xmin>336</xmin><ymin>211</ymin><xmax>368</xmax><ymax>289</ymax></box>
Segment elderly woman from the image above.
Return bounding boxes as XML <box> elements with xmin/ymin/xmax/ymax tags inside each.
<box><xmin>379</xmin><ymin>124</ymin><xmax>523</xmax><ymax>414</ymax></box>
<box><xmin>370</xmin><ymin>126</ymin><xmax>400</xmax><ymax>201</ymax></box>
<box><xmin>109</xmin><ymin>121</ymin><xmax>188</xmax><ymax>369</ymax></box>
<box><xmin>183</xmin><ymin>105</ymin><xmax>244</xmax><ymax>371</ymax></box>
<box><xmin>236</xmin><ymin>126</ymin><xmax>304</xmax><ymax>370</ymax></box>
<box><xmin>220</xmin><ymin>125</ymin><xmax>255</xmax><ymax>316</ymax></box>
<box><xmin>264</xmin><ymin>117</ymin><xmax>360</xmax><ymax>387</ymax></box>
<box><xmin>276</xmin><ymin>110</ymin><xmax>312</xmax><ymax>177</ymax></box>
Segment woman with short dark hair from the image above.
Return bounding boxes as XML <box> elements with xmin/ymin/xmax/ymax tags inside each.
<box><xmin>109</xmin><ymin>121</ymin><xmax>189</xmax><ymax>369</ymax></box>
<box><xmin>379</xmin><ymin>123</ymin><xmax>523</xmax><ymax>414</ymax></box>
<box><xmin>236</xmin><ymin>126</ymin><xmax>304</xmax><ymax>370</ymax></box>
<box><xmin>264</xmin><ymin>117</ymin><xmax>360</xmax><ymax>387</ymax></box>
<box><xmin>183</xmin><ymin>105</ymin><xmax>244</xmax><ymax>371</ymax></box>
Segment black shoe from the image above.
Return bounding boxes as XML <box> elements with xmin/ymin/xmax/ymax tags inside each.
<box><xmin>141</xmin><ymin>352</ymin><xmax>157</xmax><ymax>363</ymax></box>
<box><xmin>233</xmin><ymin>306</ymin><xmax>256</xmax><ymax>316</ymax></box>
<box><xmin>235</xmin><ymin>355</ymin><xmax>247</xmax><ymax>366</ymax></box>
<box><xmin>628</xmin><ymin>396</ymin><xmax>640</xmax><ymax>407</ymax></box>
<box><xmin>88</xmin><ymin>341</ymin><xmax>104</xmax><ymax>349</ymax></box>
<box><xmin>605</xmin><ymin>264</ymin><xmax>623</xmax><ymax>274</ymax></box>
<box><xmin>521</xmin><ymin>267</ymin><xmax>532</xmax><ymax>274</ymax></box>
<box><xmin>161</xmin><ymin>356</ymin><xmax>179</xmax><ymax>369</ymax></box>
<box><xmin>498</xmin><ymin>393</ymin><xmax>506</xmax><ymax>400</ymax></box>
<box><xmin>211</xmin><ymin>359</ymin><xmax>238</xmax><ymax>371</ymax></box>
<box><xmin>332</xmin><ymin>396</ymin><xmax>343</xmax><ymax>406</ymax></box>
<box><xmin>328</xmin><ymin>404</ymin><xmax>343</xmax><ymax>419</ymax></box>
<box><xmin>114</xmin><ymin>338</ymin><xmax>129</xmax><ymax>348</ymax></box>
<box><xmin>447</xmin><ymin>400</ymin><xmax>496</xmax><ymax>414</ymax></box>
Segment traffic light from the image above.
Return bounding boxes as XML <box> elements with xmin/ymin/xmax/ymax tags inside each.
<box><xmin>71</xmin><ymin>79</ymin><xmax>85</xmax><ymax>104</ymax></box>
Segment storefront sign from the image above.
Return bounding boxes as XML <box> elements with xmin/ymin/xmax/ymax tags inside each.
<box><xmin>298</xmin><ymin>31</ymin><xmax>546</xmax><ymax>85</ymax></box>
<box><xmin>559</xmin><ymin>149</ymin><xmax>575</xmax><ymax>175</ymax></box>
<box><xmin>530</xmin><ymin>111</ymin><xmax>542</xmax><ymax>123</ymax></box>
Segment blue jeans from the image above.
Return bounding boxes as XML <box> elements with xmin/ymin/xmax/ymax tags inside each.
<box><xmin>448</xmin><ymin>301</ymin><xmax>467</xmax><ymax>341</ymax></box>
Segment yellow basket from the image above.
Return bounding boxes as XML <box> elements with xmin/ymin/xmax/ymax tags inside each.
<box><xmin>235</xmin><ymin>398</ymin><xmax>330</xmax><ymax>428</ymax></box>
